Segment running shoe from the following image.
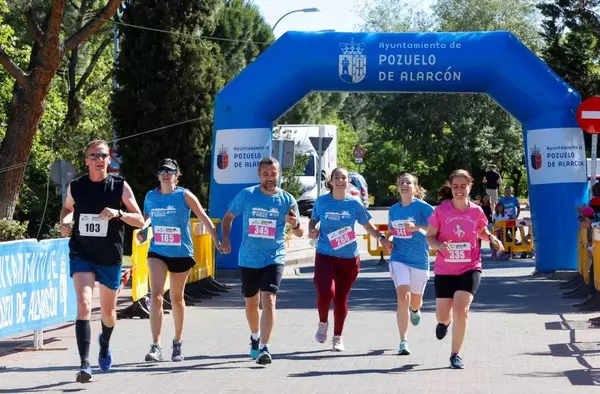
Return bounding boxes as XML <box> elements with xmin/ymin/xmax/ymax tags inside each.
<box><xmin>145</xmin><ymin>343</ymin><xmax>164</xmax><ymax>362</ymax></box>
<box><xmin>315</xmin><ymin>322</ymin><xmax>328</xmax><ymax>343</ymax></box>
<box><xmin>332</xmin><ymin>336</ymin><xmax>345</xmax><ymax>352</ymax></box>
<box><xmin>410</xmin><ymin>309</ymin><xmax>421</xmax><ymax>326</ymax></box>
<box><xmin>171</xmin><ymin>339</ymin><xmax>184</xmax><ymax>362</ymax></box>
<box><xmin>257</xmin><ymin>345</ymin><xmax>272</xmax><ymax>365</ymax></box>
<box><xmin>450</xmin><ymin>353</ymin><xmax>464</xmax><ymax>369</ymax></box>
<box><xmin>250</xmin><ymin>336</ymin><xmax>260</xmax><ymax>360</ymax></box>
<box><xmin>76</xmin><ymin>362</ymin><xmax>92</xmax><ymax>383</ymax></box>
<box><xmin>97</xmin><ymin>333</ymin><xmax>112</xmax><ymax>372</ymax></box>
<box><xmin>398</xmin><ymin>340</ymin><xmax>410</xmax><ymax>355</ymax></box>
<box><xmin>436</xmin><ymin>322</ymin><xmax>449</xmax><ymax>340</ymax></box>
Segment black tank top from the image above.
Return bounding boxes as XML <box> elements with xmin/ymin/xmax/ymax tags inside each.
<box><xmin>69</xmin><ymin>175</ymin><xmax>125</xmax><ymax>266</ymax></box>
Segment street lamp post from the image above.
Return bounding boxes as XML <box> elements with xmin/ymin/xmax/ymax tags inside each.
<box><xmin>272</xmin><ymin>8</ymin><xmax>320</xmax><ymax>32</ymax></box>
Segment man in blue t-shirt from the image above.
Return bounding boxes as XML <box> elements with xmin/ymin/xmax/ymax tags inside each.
<box><xmin>498</xmin><ymin>187</ymin><xmax>520</xmax><ymax>219</ymax></box>
<box><xmin>221</xmin><ymin>157</ymin><xmax>303</xmax><ymax>365</ymax></box>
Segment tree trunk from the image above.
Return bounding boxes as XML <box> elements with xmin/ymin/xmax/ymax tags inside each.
<box><xmin>0</xmin><ymin>35</ymin><xmax>63</xmax><ymax>218</ymax></box>
<box><xmin>0</xmin><ymin>82</ymin><xmax>54</xmax><ymax>218</ymax></box>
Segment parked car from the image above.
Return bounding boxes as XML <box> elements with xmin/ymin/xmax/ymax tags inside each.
<box><xmin>349</xmin><ymin>172</ymin><xmax>369</xmax><ymax>207</ymax></box>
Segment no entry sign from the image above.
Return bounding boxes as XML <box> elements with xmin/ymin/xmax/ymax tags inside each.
<box><xmin>577</xmin><ymin>97</ymin><xmax>600</xmax><ymax>134</ymax></box>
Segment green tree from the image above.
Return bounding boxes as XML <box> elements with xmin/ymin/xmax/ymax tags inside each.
<box><xmin>212</xmin><ymin>0</ymin><xmax>274</xmax><ymax>83</ymax></box>
<box><xmin>112</xmin><ymin>0</ymin><xmax>223</xmax><ymax>206</ymax></box>
<box><xmin>0</xmin><ymin>0</ymin><xmax>123</xmax><ymax>219</ymax></box>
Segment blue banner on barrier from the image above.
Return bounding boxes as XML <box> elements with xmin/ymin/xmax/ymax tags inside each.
<box><xmin>0</xmin><ymin>238</ymin><xmax>76</xmax><ymax>339</ymax></box>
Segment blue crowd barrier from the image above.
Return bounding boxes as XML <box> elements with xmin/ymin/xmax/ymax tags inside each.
<box><xmin>0</xmin><ymin>238</ymin><xmax>77</xmax><ymax>339</ymax></box>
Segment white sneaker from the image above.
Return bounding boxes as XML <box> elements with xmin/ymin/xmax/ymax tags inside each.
<box><xmin>332</xmin><ymin>335</ymin><xmax>344</xmax><ymax>352</ymax></box>
<box><xmin>315</xmin><ymin>322</ymin><xmax>328</xmax><ymax>343</ymax></box>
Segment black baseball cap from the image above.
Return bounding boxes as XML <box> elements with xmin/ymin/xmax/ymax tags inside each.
<box><xmin>158</xmin><ymin>158</ymin><xmax>178</xmax><ymax>171</ymax></box>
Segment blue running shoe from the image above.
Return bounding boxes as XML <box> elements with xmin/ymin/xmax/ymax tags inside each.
<box><xmin>410</xmin><ymin>309</ymin><xmax>421</xmax><ymax>326</ymax></box>
<box><xmin>398</xmin><ymin>340</ymin><xmax>410</xmax><ymax>355</ymax></box>
<box><xmin>250</xmin><ymin>336</ymin><xmax>260</xmax><ymax>360</ymax></box>
<box><xmin>257</xmin><ymin>346</ymin><xmax>272</xmax><ymax>365</ymax></box>
<box><xmin>98</xmin><ymin>333</ymin><xmax>112</xmax><ymax>372</ymax></box>
<box><xmin>450</xmin><ymin>353</ymin><xmax>464</xmax><ymax>369</ymax></box>
<box><xmin>76</xmin><ymin>362</ymin><xmax>92</xmax><ymax>383</ymax></box>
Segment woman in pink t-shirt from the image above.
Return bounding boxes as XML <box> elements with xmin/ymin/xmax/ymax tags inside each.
<box><xmin>426</xmin><ymin>169</ymin><xmax>503</xmax><ymax>369</ymax></box>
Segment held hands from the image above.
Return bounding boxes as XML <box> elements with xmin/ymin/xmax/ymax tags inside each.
<box><xmin>99</xmin><ymin>207</ymin><xmax>120</xmax><ymax>221</ymax></box>
<box><xmin>380</xmin><ymin>237</ymin><xmax>393</xmax><ymax>252</ymax></box>
<box><xmin>136</xmin><ymin>228</ymin><xmax>149</xmax><ymax>244</ymax></box>
<box><xmin>60</xmin><ymin>222</ymin><xmax>72</xmax><ymax>237</ymax></box>
<box><xmin>308</xmin><ymin>228</ymin><xmax>319</xmax><ymax>240</ymax></box>
<box><xmin>221</xmin><ymin>237</ymin><xmax>232</xmax><ymax>255</ymax></box>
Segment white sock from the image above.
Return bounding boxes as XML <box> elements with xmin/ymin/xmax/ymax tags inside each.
<box><xmin>251</xmin><ymin>332</ymin><xmax>260</xmax><ymax>341</ymax></box>
<box><xmin>259</xmin><ymin>343</ymin><xmax>267</xmax><ymax>350</ymax></box>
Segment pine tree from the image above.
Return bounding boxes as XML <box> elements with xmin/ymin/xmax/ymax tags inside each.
<box><xmin>112</xmin><ymin>0</ymin><xmax>223</xmax><ymax>205</ymax></box>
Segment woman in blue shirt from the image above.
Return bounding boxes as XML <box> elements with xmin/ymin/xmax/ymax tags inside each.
<box><xmin>383</xmin><ymin>173</ymin><xmax>434</xmax><ymax>355</ymax></box>
<box><xmin>308</xmin><ymin>168</ymin><xmax>391</xmax><ymax>351</ymax></box>
<box><xmin>138</xmin><ymin>159</ymin><xmax>221</xmax><ymax>363</ymax></box>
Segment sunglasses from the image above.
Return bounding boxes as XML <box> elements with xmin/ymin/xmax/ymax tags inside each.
<box><xmin>157</xmin><ymin>168</ymin><xmax>177</xmax><ymax>175</ymax></box>
<box><xmin>88</xmin><ymin>152</ymin><xmax>109</xmax><ymax>160</ymax></box>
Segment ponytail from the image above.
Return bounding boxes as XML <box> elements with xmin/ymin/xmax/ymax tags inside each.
<box><xmin>438</xmin><ymin>169</ymin><xmax>473</xmax><ymax>203</ymax></box>
<box><xmin>437</xmin><ymin>183</ymin><xmax>453</xmax><ymax>203</ymax></box>
<box><xmin>415</xmin><ymin>185</ymin><xmax>426</xmax><ymax>200</ymax></box>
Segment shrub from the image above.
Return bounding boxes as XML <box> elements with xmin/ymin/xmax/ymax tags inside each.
<box><xmin>0</xmin><ymin>219</ymin><xmax>29</xmax><ymax>242</ymax></box>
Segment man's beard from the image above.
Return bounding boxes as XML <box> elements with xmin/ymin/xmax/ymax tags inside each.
<box><xmin>262</xmin><ymin>182</ymin><xmax>276</xmax><ymax>191</ymax></box>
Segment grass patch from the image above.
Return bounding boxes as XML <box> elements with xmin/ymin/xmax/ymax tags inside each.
<box><xmin>122</xmin><ymin>255</ymin><xmax>132</xmax><ymax>267</ymax></box>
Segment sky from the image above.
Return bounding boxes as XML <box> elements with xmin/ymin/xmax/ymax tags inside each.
<box><xmin>253</xmin><ymin>0</ymin><xmax>434</xmax><ymax>37</ymax></box>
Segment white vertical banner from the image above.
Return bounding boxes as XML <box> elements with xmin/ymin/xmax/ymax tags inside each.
<box><xmin>526</xmin><ymin>128</ymin><xmax>586</xmax><ymax>185</ymax></box>
<box><xmin>213</xmin><ymin>128</ymin><xmax>272</xmax><ymax>184</ymax></box>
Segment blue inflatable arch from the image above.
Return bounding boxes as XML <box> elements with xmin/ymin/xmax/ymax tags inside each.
<box><xmin>209</xmin><ymin>31</ymin><xmax>587</xmax><ymax>273</ymax></box>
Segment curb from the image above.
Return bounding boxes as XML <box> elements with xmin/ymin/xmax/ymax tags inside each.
<box><xmin>215</xmin><ymin>254</ymin><xmax>315</xmax><ymax>280</ymax></box>
<box><xmin>532</xmin><ymin>270</ymin><xmax>579</xmax><ymax>281</ymax></box>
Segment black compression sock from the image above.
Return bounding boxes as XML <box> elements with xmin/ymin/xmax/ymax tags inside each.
<box><xmin>100</xmin><ymin>320</ymin><xmax>114</xmax><ymax>349</ymax></box>
<box><xmin>75</xmin><ymin>320</ymin><xmax>91</xmax><ymax>366</ymax></box>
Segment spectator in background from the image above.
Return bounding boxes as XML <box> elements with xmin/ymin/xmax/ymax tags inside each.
<box><xmin>479</xmin><ymin>194</ymin><xmax>493</xmax><ymax>224</ymax></box>
<box><xmin>483</xmin><ymin>164</ymin><xmax>502</xmax><ymax>210</ymax></box>
<box><xmin>498</xmin><ymin>187</ymin><xmax>520</xmax><ymax>219</ymax></box>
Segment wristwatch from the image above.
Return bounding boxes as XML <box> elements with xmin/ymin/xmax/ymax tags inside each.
<box><xmin>293</xmin><ymin>222</ymin><xmax>301</xmax><ymax>230</ymax></box>
<box><xmin>379</xmin><ymin>233</ymin><xmax>386</xmax><ymax>240</ymax></box>
<box><xmin>117</xmin><ymin>209</ymin><xmax>123</xmax><ymax>218</ymax></box>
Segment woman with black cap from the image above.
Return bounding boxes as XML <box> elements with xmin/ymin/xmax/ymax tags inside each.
<box><xmin>138</xmin><ymin>158</ymin><xmax>221</xmax><ymax>362</ymax></box>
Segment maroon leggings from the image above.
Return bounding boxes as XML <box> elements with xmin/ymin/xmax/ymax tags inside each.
<box><xmin>313</xmin><ymin>253</ymin><xmax>360</xmax><ymax>336</ymax></box>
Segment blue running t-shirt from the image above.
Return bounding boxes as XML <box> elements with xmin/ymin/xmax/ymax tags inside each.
<box><xmin>311</xmin><ymin>193</ymin><xmax>371</xmax><ymax>259</ymax></box>
<box><xmin>388</xmin><ymin>199</ymin><xmax>434</xmax><ymax>270</ymax></box>
<box><xmin>228</xmin><ymin>186</ymin><xmax>298</xmax><ymax>269</ymax></box>
<box><xmin>498</xmin><ymin>196</ymin><xmax>520</xmax><ymax>219</ymax></box>
<box><xmin>144</xmin><ymin>187</ymin><xmax>194</xmax><ymax>258</ymax></box>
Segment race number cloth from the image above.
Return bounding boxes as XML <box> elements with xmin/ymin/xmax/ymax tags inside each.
<box><xmin>78</xmin><ymin>214</ymin><xmax>108</xmax><ymax>237</ymax></box>
<box><xmin>327</xmin><ymin>226</ymin><xmax>357</xmax><ymax>251</ymax></box>
<box><xmin>311</xmin><ymin>193</ymin><xmax>370</xmax><ymax>259</ymax></box>
<box><xmin>428</xmin><ymin>200</ymin><xmax>488</xmax><ymax>275</ymax></box>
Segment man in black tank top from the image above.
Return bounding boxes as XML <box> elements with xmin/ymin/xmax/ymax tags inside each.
<box><xmin>59</xmin><ymin>140</ymin><xmax>144</xmax><ymax>383</ymax></box>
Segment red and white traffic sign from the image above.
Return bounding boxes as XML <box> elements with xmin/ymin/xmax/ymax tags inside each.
<box><xmin>353</xmin><ymin>146</ymin><xmax>366</xmax><ymax>159</ymax></box>
<box><xmin>577</xmin><ymin>97</ymin><xmax>600</xmax><ymax>134</ymax></box>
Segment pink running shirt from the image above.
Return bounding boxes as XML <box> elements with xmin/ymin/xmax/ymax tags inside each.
<box><xmin>428</xmin><ymin>200</ymin><xmax>488</xmax><ymax>275</ymax></box>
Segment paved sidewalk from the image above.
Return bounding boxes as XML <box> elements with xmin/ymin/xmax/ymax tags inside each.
<box><xmin>1</xmin><ymin>254</ymin><xmax>600</xmax><ymax>393</ymax></box>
